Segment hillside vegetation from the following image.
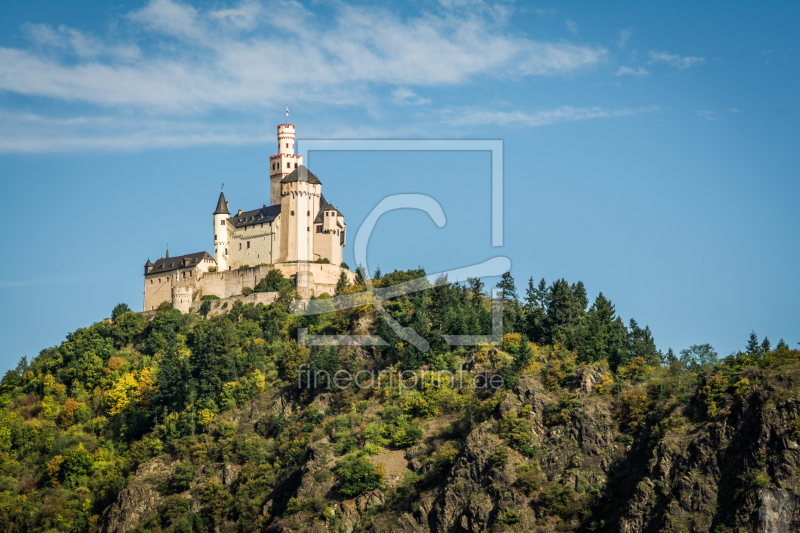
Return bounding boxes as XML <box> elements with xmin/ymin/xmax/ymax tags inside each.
<box><xmin>1</xmin><ymin>268</ymin><xmax>798</xmax><ymax>533</ymax></box>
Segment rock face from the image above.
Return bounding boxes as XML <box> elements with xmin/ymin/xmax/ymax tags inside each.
<box><xmin>758</xmin><ymin>490</ymin><xmax>796</xmax><ymax>533</ymax></box>
<box><xmin>98</xmin><ymin>457</ymin><xmax>173</xmax><ymax>533</ymax></box>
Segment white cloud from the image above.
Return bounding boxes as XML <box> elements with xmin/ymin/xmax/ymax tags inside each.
<box><xmin>729</xmin><ymin>108</ymin><xmax>739</xmax><ymax>113</ymax></box>
<box><xmin>391</xmin><ymin>87</ymin><xmax>431</xmax><ymax>105</ymax></box>
<box><xmin>438</xmin><ymin>105</ymin><xmax>659</xmax><ymax>127</ymax></box>
<box><xmin>617</xmin><ymin>28</ymin><xmax>631</xmax><ymax>50</ymax></box>
<box><xmin>695</xmin><ymin>110</ymin><xmax>717</xmax><ymax>121</ymax></box>
<box><xmin>0</xmin><ymin>0</ymin><xmax>607</xmax><ymax>114</ymax></box>
<box><xmin>614</xmin><ymin>66</ymin><xmax>649</xmax><ymax>78</ymax></box>
<box><xmin>565</xmin><ymin>18</ymin><xmax>579</xmax><ymax>35</ymax></box>
<box><xmin>648</xmin><ymin>50</ymin><xmax>705</xmax><ymax>69</ymax></box>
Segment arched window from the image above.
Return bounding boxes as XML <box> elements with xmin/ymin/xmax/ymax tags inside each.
<box><xmin>286</xmin><ymin>143</ymin><xmax>289</xmax><ymax>148</ymax></box>
<box><xmin>295</xmin><ymin>163</ymin><xmax>298</xmax><ymax>168</ymax></box>
<box><xmin>286</xmin><ymin>162</ymin><xmax>290</xmax><ymax>169</ymax></box>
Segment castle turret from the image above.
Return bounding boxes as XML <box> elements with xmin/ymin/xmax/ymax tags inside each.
<box><xmin>269</xmin><ymin>124</ymin><xmax>303</xmax><ymax>205</ymax></box>
<box><xmin>278</xmin><ymin>165</ymin><xmax>321</xmax><ymax>263</ymax></box>
<box><xmin>213</xmin><ymin>189</ymin><xmax>230</xmax><ymax>271</ymax></box>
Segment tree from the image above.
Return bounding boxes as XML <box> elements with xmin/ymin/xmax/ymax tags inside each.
<box><xmin>373</xmin><ymin>265</ymin><xmax>382</xmax><ymax>281</ymax></box>
<box><xmin>335</xmin><ymin>271</ymin><xmax>349</xmax><ymax>295</ymax></box>
<box><xmin>111</xmin><ymin>303</ymin><xmax>131</xmax><ymax>321</ymax></box>
<box><xmin>679</xmin><ymin>344</ymin><xmax>718</xmax><ymax>374</ymax></box>
<box><xmin>200</xmin><ymin>300</ymin><xmax>212</xmax><ymax>319</ymax></box>
<box><xmin>496</xmin><ymin>272</ymin><xmax>518</xmax><ymax>302</ymax></box>
<box><xmin>355</xmin><ymin>264</ymin><xmax>367</xmax><ymax>285</ymax></box>
<box><xmin>761</xmin><ymin>337</ymin><xmax>771</xmax><ymax>354</ymax></box>
<box><xmin>745</xmin><ymin>331</ymin><xmax>761</xmax><ymax>356</ymax></box>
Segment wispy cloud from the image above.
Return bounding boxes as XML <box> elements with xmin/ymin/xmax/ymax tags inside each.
<box><xmin>614</xmin><ymin>66</ymin><xmax>649</xmax><ymax>78</ymax></box>
<box><xmin>391</xmin><ymin>87</ymin><xmax>431</xmax><ymax>106</ymax></box>
<box><xmin>648</xmin><ymin>50</ymin><xmax>705</xmax><ymax>69</ymax></box>
<box><xmin>0</xmin><ymin>0</ymin><xmax>607</xmax><ymax>113</ymax></box>
<box><xmin>438</xmin><ymin>105</ymin><xmax>659</xmax><ymax>127</ymax></box>
<box><xmin>0</xmin><ymin>0</ymin><xmax>614</xmax><ymax>152</ymax></box>
<box><xmin>617</xmin><ymin>28</ymin><xmax>631</xmax><ymax>50</ymax></box>
<box><xmin>695</xmin><ymin>110</ymin><xmax>717</xmax><ymax>121</ymax></box>
<box><xmin>565</xmin><ymin>18</ymin><xmax>579</xmax><ymax>35</ymax></box>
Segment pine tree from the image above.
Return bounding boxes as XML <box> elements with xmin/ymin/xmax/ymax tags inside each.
<box><xmin>745</xmin><ymin>331</ymin><xmax>761</xmax><ymax>356</ymax></box>
<box><xmin>335</xmin><ymin>271</ymin><xmax>349</xmax><ymax>295</ymax></box>
<box><xmin>355</xmin><ymin>264</ymin><xmax>366</xmax><ymax>285</ymax></box>
<box><xmin>761</xmin><ymin>337</ymin><xmax>771</xmax><ymax>354</ymax></box>
<box><xmin>524</xmin><ymin>277</ymin><xmax>537</xmax><ymax>311</ymax></box>
<box><xmin>373</xmin><ymin>266</ymin><xmax>382</xmax><ymax>281</ymax></box>
<box><xmin>496</xmin><ymin>272</ymin><xmax>518</xmax><ymax>302</ymax></box>
<box><xmin>777</xmin><ymin>339</ymin><xmax>789</xmax><ymax>350</ymax></box>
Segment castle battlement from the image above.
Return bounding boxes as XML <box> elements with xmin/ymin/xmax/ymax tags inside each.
<box><xmin>144</xmin><ymin>122</ymin><xmax>353</xmax><ymax>312</ymax></box>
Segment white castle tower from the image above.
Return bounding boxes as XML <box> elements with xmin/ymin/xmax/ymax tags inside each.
<box><xmin>269</xmin><ymin>124</ymin><xmax>303</xmax><ymax>206</ymax></box>
<box><xmin>213</xmin><ymin>189</ymin><xmax>230</xmax><ymax>271</ymax></box>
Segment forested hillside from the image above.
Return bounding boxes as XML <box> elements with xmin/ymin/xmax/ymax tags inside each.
<box><xmin>1</xmin><ymin>268</ymin><xmax>798</xmax><ymax>533</ymax></box>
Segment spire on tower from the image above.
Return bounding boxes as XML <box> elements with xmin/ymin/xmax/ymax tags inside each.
<box><xmin>166</xmin><ymin>246</ymin><xmax>169</xmax><ymax>258</ymax></box>
<box><xmin>214</xmin><ymin>190</ymin><xmax>230</xmax><ymax>215</ymax></box>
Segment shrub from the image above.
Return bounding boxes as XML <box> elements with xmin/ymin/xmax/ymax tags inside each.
<box><xmin>698</xmin><ymin>374</ymin><xmax>729</xmax><ymax>418</ymax></box>
<box><xmin>617</xmin><ymin>388</ymin><xmax>652</xmax><ymax>429</ymax></box>
<box><xmin>208</xmin><ymin>266</ymin><xmax>218</xmax><ymax>272</ymax></box>
<box><xmin>498</xmin><ymin>509</ymin><xmax>522</xmax><ymax>524</ymax></box>
<box><xmin>334</xmin><ymin>454</ymin><xmax>383</xmax><ymax>497</ymax></box>
<box><xmin>242</xmin><ymin>287</ymin><xmax>253</xmax><ymax>296</ymax></box>
<box><xmin>285</xmin><ymin>497</ymin><xmax>301</xmax><ymax>514</ymax></box>
<box><xmin>171</xmin><ymin>462</ymin><xmax>195</xmax><ymax>493</ymax></box>
<box><xmin>201</xmin><ymin>295</ymin><xmax>220</xmax><ymax>301</ymax></box>
<box><xmin>393</xmin><ymin>425</ymin><xmax>423</xmax><ymax>448</ymax></box>
<box><xmin>491</xmin><ymin>445</ymin><xmax>511</xmax><ymax>467</ymax></box>
<box><xmin>515</xmin><ymin>465</ymin><xmax>543</xmax><ymax>495</ymax></box>
<box><xmin>433</xmin><ymin>442</ymin><xmax>460</xmax><ymax>470</ymax></box>
<box><xmin>111</xmin><ymin>303</ymin><xmax>131</xmax><ymax>321</ymax></box>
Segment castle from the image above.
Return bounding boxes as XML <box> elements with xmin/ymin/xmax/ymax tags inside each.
<box><xmin>143</xmin><ymin>124</ymin><xmax>356</xmax><ymax>313</ymax></box>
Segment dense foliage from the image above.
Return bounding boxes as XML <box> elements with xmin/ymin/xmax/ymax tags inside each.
<box><xmin>0</xmin><ymin>267</ymin><xmax>796</xmax><ymax>532</ymax></box>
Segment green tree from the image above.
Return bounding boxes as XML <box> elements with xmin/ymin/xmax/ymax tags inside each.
<box><xmin>335</xmin><ymin>271</ymin><xmax>349</xmax><ymax>295</ymax></box>
<box><xmin>679</xmin><ymin>344</ymin><xmax>718</xmax><ymax>374</ymax></box>
<box><xmin>355</xmin><ymin>263</ymin><xmax>367</xmax><ymax>285</ymax></box>
<box><xmin>745</xmin><ymin>331</ymin><xmax>762</xmax><ymax>356</ymax></box>
<box><xmin>200</xmin><ymin>300</ymin><xmax>212</xmax><ymax>319</ymax></box>
<box><xmin>111</xmin><ymin>303</ymin><xmax>131</xmax><ymax>321</ymax></box>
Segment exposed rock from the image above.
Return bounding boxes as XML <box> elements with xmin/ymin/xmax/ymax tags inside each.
<box><xmin>569</xmin><ymin>365</ymin><xmax>606</xmax><ymax>396</ymax></box>
<box><xmin>758</xmin><ymin>489</ymin><xmax>796</xmax><ymax>533</ymax></box>
<box><xmin>98</xmin><ymin>457</ymin><xmax>174</xmax><ymax>533</ymax></box>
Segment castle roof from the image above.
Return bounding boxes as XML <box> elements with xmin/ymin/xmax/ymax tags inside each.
<box><xmin>214</xmin><ymin>190</ymin><xmax>230</xmax><ymax>215</ymax></box>
<box><xmin>314</xmin><ymin>194</ymin><xmax>343</xmax><ymax>224</ymax></box>
<box><xmin>280</xmin><ymin>165</ymin><xmax>321</xmax><ymax>185</ymax></box>
<box><xmin>145</xmin><ymin>258</ymin><xmax>154</xmax><ymax>267</ymax></box>
<box><xmin>147</xmin><ymin>251</ymin><xmax>214</xmax><ymax>275</ymax></box>
<box><xmin>230</xmin><ymin>204</ymin><xmax>281</xmax><ymax>228</ymax></box>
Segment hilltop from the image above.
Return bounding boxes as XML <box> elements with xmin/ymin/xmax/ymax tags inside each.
<box><xmin>0</xmin><ymin>268</ymin><xmax>798</xmax><ymax>533</ymax></box>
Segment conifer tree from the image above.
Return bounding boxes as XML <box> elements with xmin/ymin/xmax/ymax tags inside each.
<box><xmin>746</xmin><ymin>331</ymin><xmax>761</xmax><ymax>356</ymax></box>
<box><xmin>761</xmin><ymin>337</ymin><xmax>771</xmax><ymax>354</ymax></box>
<box><xmin>373</xmin><ymin>266</ymin><xmax>382</xmax><ymax>281</ymax></box>
<box><xmin>335</xmin><ymin>271</ymin><xmax>349</xmax><ymax>295</ymax></box>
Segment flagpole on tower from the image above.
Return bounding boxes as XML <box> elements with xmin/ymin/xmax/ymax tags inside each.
<box><xmin>285</xmin><ymin>105</ymin><xmax>289</xmax><ymax>126</ymax></box>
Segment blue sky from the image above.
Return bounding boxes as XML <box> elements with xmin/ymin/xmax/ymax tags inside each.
<box><xmin>0</xmin><ymin>0</ymin><xmax>798</xmax><ymax>371</ymax></box>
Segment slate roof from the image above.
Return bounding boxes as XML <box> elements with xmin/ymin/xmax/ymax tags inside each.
<box><xmin>230</xmin><ymin>204</ymin><xmax>281</xmax><ymax>228</ymax></box>
<box><xmin>214</xmin><ymin>191</ymin><xmax>230</xmax><ymax>215</ymax></box>
<box><xmin>280</xmin><ymin>165</ymin><xmax>322</xmax><ymax>185</ymax></box>
<box><xmin>146</xmin><ymin>251</ymin><xmax>214</xmax><ymax>275</ymax></box>
<box><xmin>313</xmin><ymin>195</ymin><xmax>343</xmax><ymax>224</ymax></box>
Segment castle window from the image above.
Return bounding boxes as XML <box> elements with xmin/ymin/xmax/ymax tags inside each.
<box><xmin>183</xmin><ymin>272</ymin><xmax>186</xmax><ymax>279</ymax></box>
<box><xmin>307</xmin><ymin>210</ymin><xmax>310</xmax><ymax>216</ymax></box>
<box><xmin>150</xmin><ymin>279</ymin><xmax>153</xmax><ymax>284</ymax></box>
<box><xmin>286</xmin><ymin>143</ymin><xmax>289</xmax><ymax>148</ymax></box>
<box><xmin>286</xmin><ymin>162</ymin><xmax>290</xmax><ymax>169</ymax></box>
<box><xmin>239</xmin><ymin>243</ymin><xmax>242</xmax><ymax>250</ymax></box>
<box><xmin>225</xmin><ymin>248</ymin><xmax>227</xmax><ymax>254</ymax></box>
<box><xmin>247</xmin><ymin>241</ymin><xmax>250</xmax><ymax>248</ymax></box>
<box><xmin>220</xmin><ymin>220</ymin><xmax>224</xmax><ymax>226</ymax></box>
<box><xmin>291</xmin><ymin>210</ymin><xmax>294</xmax><ymax>216</ymax></box>
<box><xmin>295</xmin><ymin>163</ymin><xmax>298</xmax><ymax>168</ymax></box>
<box><xmin>307</xmin><ymin>227</ymin><xmax>310</xmax><ymax>232</ymax></box>
<box><xmin>214</xmin><ymin>234</ymin><xmax>217</xmax><ymax>240</ymax></box>
<box><xmin>316</xmin><ymin>226</ymin><xmax>322</xmax><ymax>233</ymax></box>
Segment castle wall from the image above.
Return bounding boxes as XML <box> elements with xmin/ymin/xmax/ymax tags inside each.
<box><xmin>226</xmin><ymin>220</ymin><xmax>279</xmax><ymax>270</ymax></box>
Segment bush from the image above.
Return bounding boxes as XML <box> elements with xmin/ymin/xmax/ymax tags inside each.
<box><xmin>285</xmin><ymin>497</ymin><xmax>301</xmax><ymax>514</ymax></box>
<box><xmin>491</xmin><ymin>445</ymin><xmax>511</xmax><ymax>466</ymax></box>
<box><xmin>201</xmin><ymin>295</ymin><xmax>220</xmax><ymax>301</ymax></box>
<box><xmin>334</xmin><ymin>454</ymin><xmax>383</xmax><ymax>497</ymax></box>
<box><xmin>111</xmin><ymin>303</ymin><xmax>131</xmax><ymax>321</ymax></box>
<box><xmin>171</xmin><ymin>462</ymin><xmax>195</xmax><ymax>493</ymax></box>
